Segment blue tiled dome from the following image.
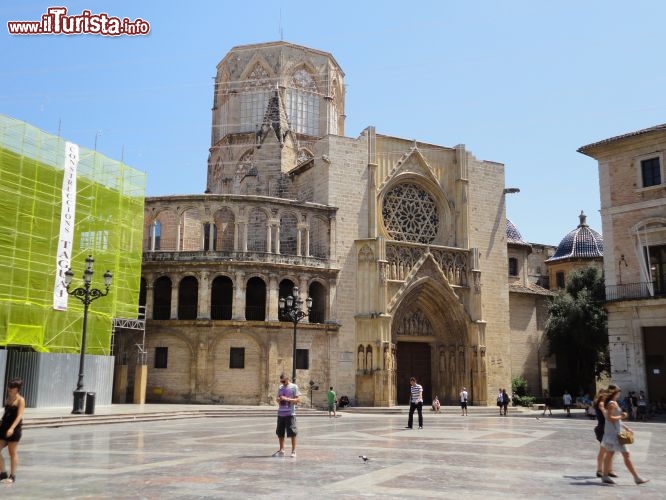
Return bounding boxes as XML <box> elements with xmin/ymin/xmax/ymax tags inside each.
<box><xmin>507</xmin><ymin>219</ymin><xmax>529</xmax><ymax>245</ymax></box>
<box><xmin>546</xmin><ymin>211</ymin><xmax>603</xmax><ymax>262</ymax></box>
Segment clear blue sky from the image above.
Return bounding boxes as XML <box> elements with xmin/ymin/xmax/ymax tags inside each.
<box><xmin>3</xmin><ymin>1</ymin><xmax>666</xmax><ymax>245</ymax></box>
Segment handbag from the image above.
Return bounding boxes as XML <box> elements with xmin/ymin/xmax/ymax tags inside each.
<box><xmin>618</xmin><ymin>428</ymin><xmax>634</xmax><ymax>445</ymax></box>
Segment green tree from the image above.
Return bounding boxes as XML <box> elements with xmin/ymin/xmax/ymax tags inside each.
<box><xmin>544</xmin><ymin>267</ymin><xmax>609</xmax><ymax>395</ymax></box>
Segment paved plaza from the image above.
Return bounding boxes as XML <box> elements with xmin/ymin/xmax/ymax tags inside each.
<box><xmin>2</xmin><ymin>407</ymin><xmax>664</xmax><ymax>499</ymax></box>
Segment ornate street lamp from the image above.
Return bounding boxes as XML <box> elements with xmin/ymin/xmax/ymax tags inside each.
<box><xmin>278</xmin><ymin>286</ymin><xmax>312</xmax><ymax>384</ymax></box>
<box><xmin>64</xmin><ymin>255</ymin><xmax>112</xmax><ymax>414</ymax></box>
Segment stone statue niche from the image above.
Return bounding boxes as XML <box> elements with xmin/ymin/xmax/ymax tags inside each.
<box><xmin>357</xmin><ymin>345</ymin><xmax>365</xmax><ymax>373</ymax></box>
<box><xmin>365</xmin><ymin>344</ymin><xmax>373</xmax><ymax>372</ymax></box>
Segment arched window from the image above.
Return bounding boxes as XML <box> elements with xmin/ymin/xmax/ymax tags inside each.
<box><xmin>556</xmin><ymin>271</ymin><xmax>566</xmax><ymax>289</ymax></box>
<box><xmin>153</xmin><ymin>276</ymin><xmax>172</xmax><ymax>320</ymax></box>
<box><xmin>285</xmin><ymin>68</ymin><xmax>319</xmax><ymax>136</ymax></box>
<box><xmin>278</xmin><ymin>279</ymin><xmax>296</xmax><ymax>323</ymax></box>
<box><xmin>180</xmin><ymin>208</ymin><xmax>202</xmax><ymax>251</ymax></box>
<box><xmin>239</xmin><ymin>64</ymin><xmax>271</xmax><ymax>133</ymax></box>
<box><xmin>149</xmin><ymin>220</ymin><xmax>161</xmax><ymax>250</ymax></box>
<box><xmin>245</xmin><ymin>277</ymin><xmax>266</xmax><ymax>321</ymax></box>
<box><xmin>151</xmin><ymin>210</ymin><xmax>177</xmax><ymax>251</ymax></box>
<box><xmin>203</xmin><ymin>222</ymin><xmax>217</xmax><ymax>251</ymax></box>
<box><xmin>247</xmin><ymin>208</ymin><xmax>268</xmax><ymax>252</ymax></box>
<box><xmin>178</xmin><ymin>276</ymin><xmax>198</xmax><ymax>320</ymax></box>
<box><xmin>214</xmin><ymin>208</ymin><xmax>235</xmax><ymax>252</ymax></box>
<box><xmin>211</xmin><ymin>276</ymin><xmax>233</xmax><ymax>320</ymax></box>
<box><xmin>309</xmin><ymin>216</ymin><xmax>329</xmax><ymax>258</ymax></box>
<box><xmin>308</xmin><ymin>281</ymin><xmax>326</xmax><ymax>324</ymax></box>
<box><xmin>280</xmin><ymin>213</ymin><xmax>298</xmax><ymax>256</ymax></box>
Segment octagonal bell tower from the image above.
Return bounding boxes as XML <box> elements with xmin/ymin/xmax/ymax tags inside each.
<box><xmin>207</xmin><ymin>41</ymin><xmax>346</xmax><ymax>196</ymax></box>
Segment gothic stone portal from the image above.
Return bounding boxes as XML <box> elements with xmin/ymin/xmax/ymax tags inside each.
<box><xmin>393</xmin><ymin>297</ymin><xmax>472</xmax><ymax>406</ymax></box>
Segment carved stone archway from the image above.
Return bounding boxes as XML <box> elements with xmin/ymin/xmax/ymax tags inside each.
<box><xmin>389</xmin><ymin>254</ymin><xmax>477</xmax><ymax>406</ymax></box>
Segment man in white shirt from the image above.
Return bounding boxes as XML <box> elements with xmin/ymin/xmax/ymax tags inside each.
<box><xmin>460</xmin><ymin>387</ymin><xmax>469</xmax><ymax>416</ymax></box>
<box><xmin>406</xmin><ymin>377</ymin><xmax>424</xmax><ymax>429</ymax></box>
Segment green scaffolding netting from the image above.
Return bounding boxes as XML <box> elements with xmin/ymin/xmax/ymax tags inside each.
<box><xmin>0</xmin><ymin>114</ymin><xmax>146</xmax><ymax>355</ymax></box>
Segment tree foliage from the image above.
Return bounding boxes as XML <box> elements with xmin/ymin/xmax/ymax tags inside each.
<box><xmin>544</xmin><ymin>267</ymin><xmax>609</xmax><ymax>394</ymax></box>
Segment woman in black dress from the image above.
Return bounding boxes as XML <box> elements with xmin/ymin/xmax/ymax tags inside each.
<box><xmin>0</xmin><ymin>378</ymin><xmax>25</xmax><ymax>483</ymax></box>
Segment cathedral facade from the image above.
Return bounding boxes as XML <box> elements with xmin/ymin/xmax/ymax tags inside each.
<box><xmin>128</xmin><ymin>42</ymin><xmax>519</xmax><ymax>407</ymax></box>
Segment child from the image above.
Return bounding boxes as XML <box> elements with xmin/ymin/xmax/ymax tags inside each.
<box><xmin>432</xmin><ymin>395</ymin><xmax>441</xmax><ymax>413</ymax></box>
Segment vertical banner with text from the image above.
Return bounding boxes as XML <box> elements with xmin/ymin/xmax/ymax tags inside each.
<box><xmin>53</xmin><ymin>141</ymin><xmax>79</xmax><ymax>311</ymax></box>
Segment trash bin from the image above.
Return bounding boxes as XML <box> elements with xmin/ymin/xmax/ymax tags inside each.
<box><xmin>85</xmin><ymin>392</ymin><xmax>96</xmax><ymax>415</ymax></box>
<box><xmin>72</xmin><ymin>390</ymin><xmax>86</xmax><ymax>414</ymax></box>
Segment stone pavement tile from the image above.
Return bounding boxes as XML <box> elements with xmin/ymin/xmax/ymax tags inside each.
<box><xmin>3</xmin><ymin>413</ymin><xmax>663</xmax><ymax>499</ymax></box>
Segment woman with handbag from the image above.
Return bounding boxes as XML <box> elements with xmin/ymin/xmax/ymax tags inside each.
<box><xmin>593</xmin><ymin>387</ymin><xmax>617</xmax><ymax>479</ymax></box>
<box><xmin>600</xmin><ymin>387</ymin><xmax>649</xmax><ymax>485</ymax></box>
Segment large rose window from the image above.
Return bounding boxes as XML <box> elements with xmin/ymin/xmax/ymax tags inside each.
<box><xmin>382</xmin><ymin>183</ymin><xmax>439</xmax><ymax>243</ymax></box>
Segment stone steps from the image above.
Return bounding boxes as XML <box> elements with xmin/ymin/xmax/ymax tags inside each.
<box><xmin>23</xmin><ymin>407</ymin><xmax>327</xmax><ymax>429</ymax></box>
<box><xmin>338</xmin><ymin>405</ymin><xmax>530</xmax><ymax>415</ymax></box>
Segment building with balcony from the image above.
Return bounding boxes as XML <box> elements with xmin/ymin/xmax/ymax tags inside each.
<box><xmin>122</xmin><ymin>41</ymin><xmax>542</xmax><ymax>407</ymax></box>
<box><xmin>579</xmin><ymin>124</ymin><xmax>666</xmax><ymax>405</ymax></box>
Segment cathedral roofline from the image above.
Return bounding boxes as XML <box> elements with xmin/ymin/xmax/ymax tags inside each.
<box><xmin>218</xmin><ymin>41</ymin><xmax>345</xmax><ymax>75</ymax></box>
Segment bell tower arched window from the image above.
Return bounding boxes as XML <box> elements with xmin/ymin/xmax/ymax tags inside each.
<box><xmin>285</xmin><ymin>68</ymin><xmax>319</xmax><ymax>136</ymax></box>
<box><xmin>239</xmin><ymin>64</ymin><xmax>271</xmax><ymax>133</ymax></box>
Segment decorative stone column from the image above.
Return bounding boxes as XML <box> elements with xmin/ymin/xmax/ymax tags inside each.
<box><xmin>266</xmin><ymin>223</ymin><xmax>272</xmax><ymax>254</ymax></box>
<box><xmin>296</xmin><ymin>225</ymin><xmax>303</xmax><ymax>256</ymax></box>
<box><xmin>232</xmin><ymin>270</ymin><xmax>246</xmax><ymax>320</ymax></box>
<box><xmin>267</xmin><ymin>273</ymin><xmax>279</xmax><ymax>321</ymax></box>
<box><xmin>299</xmin><ymin>274</ymin><xmax>310</xmax><ymax>323</ymax></box>
<box><xmin>197</xmin><ymin>270</ymin><xmax>210</xmax><ymax>319</ymax></box>
<box><xmin>144</xmin><ymin>281</ymin><xmax>154</xmax><ymax>319</ymax></box>
<box><xmin>170</xmin><ymin>276</ymin><xmax>179</xmax><ymax>319</ymax></box>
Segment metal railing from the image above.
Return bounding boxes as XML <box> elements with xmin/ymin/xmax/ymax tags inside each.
<box><xmin>606</xmin><ymin>281</ymin><xmax>666</xmax><ymax>301</ymax></box>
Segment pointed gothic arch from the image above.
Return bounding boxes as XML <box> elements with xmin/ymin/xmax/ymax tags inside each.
<box><xmin>389</xmin><ymin>254</ymin><xmax>474</xmax><ymax>405</ymax></box>
<box><xmin>285</xmin><ymin>65</ymin><xmax>320</xmax><ymax>136</ymax></box>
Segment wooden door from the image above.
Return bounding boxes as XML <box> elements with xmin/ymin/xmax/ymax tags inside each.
<box><xmin>397</xmin><ymin>342</ymin><xmax>432</xmax><ymax>405</ymax></box>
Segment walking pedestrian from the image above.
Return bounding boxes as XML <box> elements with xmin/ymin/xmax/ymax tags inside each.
<box><xmin>501</xmin><ymin>388</ymin><xmax>510</xmax><ymax>416</ymax></box>
<box><xmin>460</xmin><ymin>387</ymin><xmax>468</xmax><ymax>416</ymax></box>
<box><xmin>0</xmin><ymin>378</ymin><xmax>25</xmax><ymax>483</ymax></box>
<box><xmin>592</xmin><ymin>386</ymin><xmax>618</xmax><ymax>479</ymax></box>
<box><xmin>563</xmin><ymin>390</ymin><xmax>573</xmax><ymax>417</ymax></box>
<box><xmin>497</xmin><ymin>388</ymin><xmax>503</xmax><ymax>415</ymax></box>
<box><xmin>629</xmin><ymin>391</ymin><xmax>638</xmax><ymax>421</ymax></box>
<box><xmin>327</xmin><ymin>386</ymin><xmax>337</xmax><ymax>418</ymax></box>
<box><xmin>405</xmin><ymin>377</ymin><xmax>423</xmax><ymax>429</ymax></box>
<box><xmin>600</xmin><ymin>386</ymin><xmax>649</xmax><ymax>485</ymax></box>
<box><xmin>273</xmin><ymin>373</ymin><xmax>301</xmax><ymax>458</ymax></box>
<box><xmin>637</xmin><ymin>391</ymin><xmax>647</xmax><ymax>421</ymax></box>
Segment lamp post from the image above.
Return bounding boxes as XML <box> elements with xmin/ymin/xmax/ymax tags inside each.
<box><xmin>64</xmin><ymin>255</ymin><xmax>112</xmax><ymax>414</ymax></box>
<box><xmin>278</xmin><ymin>286</ymin><xmax>312</xmax><ymax>384</ymax></box>
<box><xmin>308</xmin><ymin>380</ymin><xmax>319</xmax><ymax>408</ymax></box>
